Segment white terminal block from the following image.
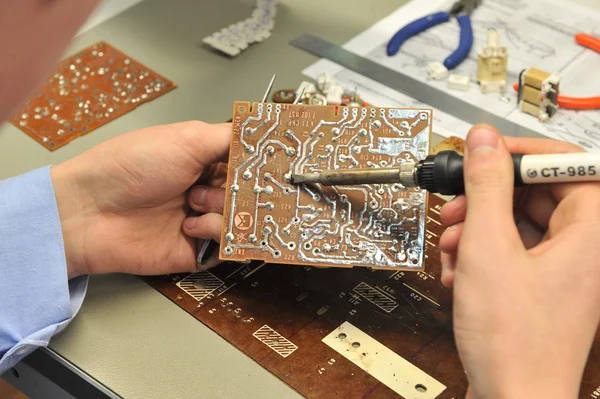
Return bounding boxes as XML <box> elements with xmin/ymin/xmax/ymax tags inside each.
<box><xmin>325</xmin><ymin>84</ymin><xmax>345</xmax><ymax>105</ymax></box>
<box><xmin>448</xmin><ymin>74</ymin><xmax>470</xmax><ymax>91</ymax></box>
<box><xmin>427</xmin><ymin>61</ymin><xmax>448</xmax><ymax>81</ymax></box>
<box><xmin>316</xmin><ymin>72</ymin><xmax>335</xmax><ymax>92</ymax></box>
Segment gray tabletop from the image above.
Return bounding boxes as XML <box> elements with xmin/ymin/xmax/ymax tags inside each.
<box><xmin>1</xmin><ymin>0</ymin><xmax>597</xmax><ymax>398</ymax></box>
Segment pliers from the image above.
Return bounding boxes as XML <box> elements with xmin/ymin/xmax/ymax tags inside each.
<box><xmin>387</xmin><ymin>0</ymin><xmax>482</xmax><ymax>70</ymax></box>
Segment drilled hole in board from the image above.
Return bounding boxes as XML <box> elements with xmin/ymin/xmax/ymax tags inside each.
<box><xmin>351</xmin><ymin>342</ymin><xmax>360</xmax><ymax>349</ymax></box>
<box><xmin>415</xmin><ymin>384</ymin><xmax>427</xmax><ymax>393</ymax></box>
<box><xmin>239</xmin><ymin>106</ymin><xmax>245</xmax><ymax>112</ymax></box>
<box><xmin>337</xmin><ymin>333</ymin><xmax>347</xmax><ymax>339</ymax></box>
<box><xmin>193</xmin><ymin>280</ymin><xmax>206</xmax><ymax>289</ymax></box>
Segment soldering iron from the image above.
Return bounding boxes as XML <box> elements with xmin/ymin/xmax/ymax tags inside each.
<box><xmin>291</xmin><ymin>151</ymin><xmax>600</xmax><ymax>195</ymax></box>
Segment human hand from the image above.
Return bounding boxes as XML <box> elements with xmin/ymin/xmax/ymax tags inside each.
<box><xmin>51</xmin><ymin>121</ymin><xmax>231</xmax><ymax>278</ymax></box>
<box><xmin>438</xmin><ymin>125</ymin><xmax>600</xmax><ymax>398</ymax></box>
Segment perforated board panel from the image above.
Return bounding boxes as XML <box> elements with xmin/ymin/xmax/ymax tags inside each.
<box><xmin>220</xmin><ymin>102</ymin><xmax>432</xmax><ymax>270</ymax></box>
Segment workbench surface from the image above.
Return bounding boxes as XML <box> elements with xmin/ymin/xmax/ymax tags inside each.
<box><xmin>0</xmin><ymin>0</ymin><xmax>597</xmax><ymax>398</ymax></box>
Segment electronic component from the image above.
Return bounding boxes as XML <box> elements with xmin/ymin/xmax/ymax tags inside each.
<box><xmin>202</xmin><ymin>0</ymin><xmax>277</xmax><ymax>57</ymax></box>
<box><xmin>272</xmin><ymin>89</ymin><xmax>296</xmax><ymax>103</ymax></box>
<box><xmin>291</xmin><ymin>34</ymin><xmax>544</xmax><ymax>139</ymax></box>
<box><xmin>293</xmin><ymin>74</ymin><xmax>366</xmax><ymax>107</ymax></box>
<box><xmin>447</xmin><ymin>74</ymin><xmax>470</xmax><ymax>91</ymax></box>
<box><xmin>10</xmin><ymin>41</ymin><xmax>175</xmax><ymax>150</ymax></box>
<box><xmin>220</xmin><ymin>102</ymin><xmax>432</xmax><ymax>270</ymax></box>
<box><xmin>426</xmin><ymin>61</ymin><xmax>449</xmax><ymax>81</ymax></box>
<box><xmin>517</xmin><ymin>67</ymin><xmax>560</xmax><ymax>122</ymax></box>
<box><xmin>512</xmin><ymin>33</ymin><xmax>600</xmax><ymax>111</ymax></box>
<box><xmin>295</xmin><ymin>81</ymin><xmax>317</xmax><ymax>103</ymax></box>
<box><xmin>325</xmin><ymin>85</ymin><xmax>345</xmax><ymax>105</ymax></box>
<box><xmin>477</xmin><ymin>28</ymin><xmax>508</xmax><ymax>93</ymax></box>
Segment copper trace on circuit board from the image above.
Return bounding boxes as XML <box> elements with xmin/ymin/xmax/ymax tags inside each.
<box><xmin>11</xmin><ymin>41</ymin><xmax>176</xmax><ymax>150</ymax></box>
<box><xmin>220</xmin><ymin>102</ymin><xmax>432</xmax><ymax>270</ymax></box>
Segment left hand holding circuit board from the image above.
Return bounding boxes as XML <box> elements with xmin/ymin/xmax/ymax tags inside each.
<box><xmin>49</xmin><ymin>121</ymin><xmax>231</xmax><ymax>279</ymax></box>
<box><xmin>438</xmin><ymin>124</ymin><xmax>600</xmax><ymax>398</ymax></box>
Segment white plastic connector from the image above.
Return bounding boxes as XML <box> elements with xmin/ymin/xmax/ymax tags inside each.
<box><xmin>427</xmin><ymin>62</ymin><xmax>448</xmax><ymax>81</ymax></box>
<box><xmin>448</xmin><ymin>74</ymin><xmax>470</xmax><ymax>91</ymax></box>
<box><xmin>326</xmin><ymin>84</ymin><xmax>345</xmax><ymax>105</ymax></box>
<box><xmin>316</xmin><ymin>72</ymin><xmax>334</xmax><ymax>92</ymax></box>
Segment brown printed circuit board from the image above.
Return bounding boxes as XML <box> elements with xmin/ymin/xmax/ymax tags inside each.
<box><xmin>220</xmin><ymin>102</ymin><xmax>432</xmax><ymax>271</ymax></box>
<box><xmin>144</xmin><ymin>138</ymin><xmax>600</xmax><ymax>399</ymax></box>
<box><xmin>11</xmin><ymin>41</ymin><xmax>175</xmax><ymax>150</ymax></box>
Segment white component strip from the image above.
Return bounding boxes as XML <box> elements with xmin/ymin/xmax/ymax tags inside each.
<box><xmin>202</xmin><ymin>0</ymin><xmax>277</xmax><ymax>57</ymax></box>
<box><xmin>322</xmin><ymin>322</ymin><xmax>446</xmax><ymax>398</ymax></box>
<box><xmin>520</xmin><ymin>152</ymin><xmax>600</xmax><ymax>184</ymax></box>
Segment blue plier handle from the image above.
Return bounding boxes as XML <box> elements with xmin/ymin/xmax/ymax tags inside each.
<box><xmin>387</xmin><ymin>0</ymin><xmax>479</xmax><ymax>70</ymax></box>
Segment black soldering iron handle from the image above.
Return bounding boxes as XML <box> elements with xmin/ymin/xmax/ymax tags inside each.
<box><xmin>415</xmin><ymin>151</ymin><xmax>525</xmax><ymax>195</ymax></box>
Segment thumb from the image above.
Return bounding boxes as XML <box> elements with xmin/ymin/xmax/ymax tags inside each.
<box><xmin>179</xmin><ymin>121</ymin><xmax>232</xmax><ymax>167</ymax></box>
<box><xmin>462</xmin><ymin>125</ymin><xmax>519</xmax><ymax>243</ymax></box>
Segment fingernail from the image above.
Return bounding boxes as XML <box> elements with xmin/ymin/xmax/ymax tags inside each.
<box><xmin>467</xmin><ymin>126</ymin><xmax>498</xmax><ymax>154</ymax></box>
<box><xmin>445</xmin><ymin>223</ymin><xmax>459</xmax><ymax>231</ymax></box>
<box><xmin>191</xmin><ymin>187</ymin><xmax>207</xmax><ymax>206</ymax></box>
<box><xmin>441</xmin><ymin>252</ymin><xmax>451</xmax><ymax>273</ymax></box>
<box><xmin>184</xmin><ymin>218</ymin><xmax>197</xmax><ymax>230</ymax></box>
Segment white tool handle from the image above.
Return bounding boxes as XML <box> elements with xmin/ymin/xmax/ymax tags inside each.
<box><xmin>519</xmin><ymin>152</ymin><xmax>600</xmax><ymax>184</ymax></box>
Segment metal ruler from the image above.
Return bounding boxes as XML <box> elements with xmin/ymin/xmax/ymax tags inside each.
<box><xmin>289</xmin><ymin>34</ymin><xmax>543</xmax><ymax>139</ymax></box>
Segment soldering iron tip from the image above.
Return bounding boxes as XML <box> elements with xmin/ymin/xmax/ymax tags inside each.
<box><xmin>290</xmin><ymin>173</ymin><xmax>318</xmax><ymax>185</ymax></box>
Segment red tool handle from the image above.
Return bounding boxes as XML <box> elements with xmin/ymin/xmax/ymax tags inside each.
<box><xmin>575</xmin><ymin>33</ymin><xmax>600</xmax><ymax>53</ymax></box>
